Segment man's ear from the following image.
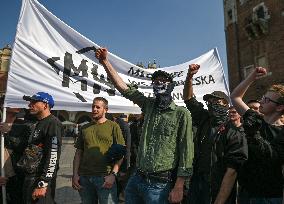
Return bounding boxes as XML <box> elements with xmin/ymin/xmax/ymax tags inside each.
<box><xmin>44</xmin><ymin>103</ymin><xmax>51</xmax><ymax>111</ymax></box>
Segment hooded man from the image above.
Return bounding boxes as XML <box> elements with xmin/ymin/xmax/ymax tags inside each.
<box><xmin>95</xmin><ymin>47</ymin><xmax>194</xmax><ymax>204</ymax></box>
<box><xmin>183</xmin><ymin>64</ymin><xmax>248</xmax><ymax>204</ymax></box>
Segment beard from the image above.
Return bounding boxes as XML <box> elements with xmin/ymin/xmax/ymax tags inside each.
<box><xmin>92</xmin><ymin>112</ymin><xmax>104</xmax><ymax>121</ymax></box>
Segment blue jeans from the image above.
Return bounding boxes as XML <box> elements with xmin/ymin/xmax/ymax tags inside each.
<box><xmin>79</xmin><ymin>175</ymin><xmax>118</xmax><ymax>204</ymax></box>
<box><xmin>125</xmin><ymin>173</ymin><xmax>173</xmax><ymax>204</ymax></box>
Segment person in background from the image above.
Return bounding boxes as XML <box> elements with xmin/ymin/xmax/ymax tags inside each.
<box><xmin>0</xmin><ymin>108</ymin><xmax>34</xmax><ymax>204</ymax></box>
<box><xmin>113</xmin><ymin>114</ymin><xmax>131</xmax><ymax>202</ymax></box>
<box><xmin>228</xmin><ymin>106</ymin><xmax>242</xmax><ymax>128</ymax></box>
<box><xmin>231</xmin><ymin>67</ymin><xmax>284</xmax><ymax>204</ymax></box>
<box><xmin>246</xmin><ymin>99</ymin><xmax>261</xmax><ymax>115</ymax></box>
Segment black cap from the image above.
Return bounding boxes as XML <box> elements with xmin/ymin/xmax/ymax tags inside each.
<box><xmin>151</xmin><ymin>70</ymin><xmax>173</xmax><ymax>83</ymax></box>
<box><xmin>246</xmin><ymin>99</ymin><xmax>260</xmax><ymax>104</ymax></box>
<box><xmin>203</xmin><ymin>91</ymin><xmax>229</xmax><ymax>103</ymax></box>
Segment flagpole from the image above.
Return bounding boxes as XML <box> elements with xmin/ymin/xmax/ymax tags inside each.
<box><xmin>1</xmin><ymin>107</ymin><xmax>7</xmax><ymax>204</ymax></box>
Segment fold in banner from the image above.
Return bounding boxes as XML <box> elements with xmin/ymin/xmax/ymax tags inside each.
<box><xmin>4</xmin><ymin>0</ymin><xmax>229</xmax><ymax>113</ymax></box>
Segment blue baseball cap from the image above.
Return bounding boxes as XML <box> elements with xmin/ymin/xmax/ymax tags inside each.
<box><xmin>23</xmin><ymin>92</ymin><xmax>55</xmax><ymax>108</ymax></box>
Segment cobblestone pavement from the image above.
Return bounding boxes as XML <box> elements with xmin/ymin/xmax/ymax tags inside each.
<box><xmin>55</xmin><ymin>137</ymin><xmax>81</xmax><ymax>204</ymax></box>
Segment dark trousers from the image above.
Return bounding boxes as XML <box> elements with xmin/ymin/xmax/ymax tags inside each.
<box><xmin>6</xmin><ymin>175</ymin><xmax>25</xmax><ymax>204</ymax></box>
<box><xmin>23</xmin><ymin>175</ymin><xmax>56</xmax><ymax>204</ymax></box>
<box><xmin>187</xmin><ymin>175</ymin><xmax>211</xmax><ymax>204</ymax></box>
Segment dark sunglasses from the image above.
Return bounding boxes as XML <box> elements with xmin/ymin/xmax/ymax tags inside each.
<box><xmin>261</xmin><ymin>96</ymin><xmax>281</xmax><ymax>105</ymax></box>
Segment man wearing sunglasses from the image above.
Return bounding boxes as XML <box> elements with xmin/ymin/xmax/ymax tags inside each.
<box><xmin>231</xmin><ymin>67</ymin><xmax>284</xmax><ymax>204</ymax></box>
<box><xmin>95</xmin><ymin>47</ymin><xmax>194</xmax><ymax>204</ymax></box>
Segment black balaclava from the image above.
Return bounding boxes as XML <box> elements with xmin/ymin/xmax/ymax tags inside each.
<box><xmin>153</xmin><ymin>82</ymin><xmax>175</xmax><ymax>110</ymax></box>
<box><xmin>207</xmin><ymin>102</ymin><xmax>229</xmax><ymax>126</ymax></box>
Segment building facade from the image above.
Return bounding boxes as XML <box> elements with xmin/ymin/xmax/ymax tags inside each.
<box><xmin>224</xmin><ymin>0</ymin><xmax>284</xmax><ymax>100</ymax></box>
<box><xmin>0</xmin><ymin>45</ymin><xmax>11</xmax><ymax>106</ymax></box>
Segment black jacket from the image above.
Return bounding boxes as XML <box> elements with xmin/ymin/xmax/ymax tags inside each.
<box><xmin>239</xmin><ymin>109</ymin><xmax>284</xmax><ymax>197</ymax></box>
<box><xmin>185</xmin><ymin>98</ymin><xmax>248</xmax><ymax>203</ymax></box>
<box><xmin>29</xmin><ymin>114</ymin><xmax>62</xmax><ymax>184</ymax></box>
<box><xmin>5</xmin><ymin>119</ymin><xmax>34</xmax><ymax>172</ymax></box>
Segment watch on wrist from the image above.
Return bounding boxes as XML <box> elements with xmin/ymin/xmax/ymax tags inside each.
<box><xmin>111</xmin><ymin>171</ymin><xmax>118</xmax><ymax>177</ymax></box>
<box><xmin>38</xmin><ymin>181</ymin><xmax>48</xmax><ymax>188</ymax></box>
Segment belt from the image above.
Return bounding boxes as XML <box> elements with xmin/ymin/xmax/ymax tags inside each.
<box><xmin>136</xmin><ymin>169</ymin><xmax>173</xmax><ymax>182</ymax></box>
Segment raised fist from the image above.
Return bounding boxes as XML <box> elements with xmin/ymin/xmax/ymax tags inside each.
<box><xmin>255</xmin><ymin>67</ymin><xmax>267</xmax><ymax>79</ymax></box>
<box><xmin>95</xmin><ymin>48</ymin><xmax>108</xmax><ymax>64</ymax></box>
<box><xmin>188</xmin><ymin>64</ymin><xmax>200</xmax><ymax>77</ymax></box>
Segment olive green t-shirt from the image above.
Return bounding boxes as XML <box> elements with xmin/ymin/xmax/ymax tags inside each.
<box><xmin>75</xmin><ymin>120</ymin><xmax>125</xmax><ymax>176</ymax></box>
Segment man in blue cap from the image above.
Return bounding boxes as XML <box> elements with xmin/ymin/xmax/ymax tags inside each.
<box><xmin>21</xmin><ymin>92</ymin><xmax>62</xmax><ymax>204</ymax></box>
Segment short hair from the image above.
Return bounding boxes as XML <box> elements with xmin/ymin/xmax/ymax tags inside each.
<box><xmin>93</xmin><ymin>97</ymin><xmax>108</xmax><ymax>108</ymax></box>
<box><xmin>151</xmin><ymin>70</ymin><xmax>173</xmax><ymax>83</ymax></box>
<box><xmin>268</xmin><ymin>84</ymin><xmax>284</xmax><ymax>105</ymax></box>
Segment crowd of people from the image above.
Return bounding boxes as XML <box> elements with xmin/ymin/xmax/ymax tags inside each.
<box><xmin>0</xmin><ymin>47</ymin><xmax>283</xmax><ymax>204</ymax></box>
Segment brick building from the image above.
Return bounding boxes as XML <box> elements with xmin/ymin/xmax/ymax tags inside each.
<box><xmin>0</xmin><ymin>45</ymin><xmax>11</xmax><ymax>108</ymax></box>
<box><xmin>224</xmin><ymin>0</ymin><xmax>284</xmax><ymax>101</ymax></box>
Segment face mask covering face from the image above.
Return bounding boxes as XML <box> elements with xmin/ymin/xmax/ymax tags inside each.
<box><xmin>207</xmin><ymin>103</ymin><xmax>229</xmax><ymax>125</ymax></box>
<box><xmin>153</xmin><ymin>82</ymin><xmax>175</xmax><ymax>110</ymax></box>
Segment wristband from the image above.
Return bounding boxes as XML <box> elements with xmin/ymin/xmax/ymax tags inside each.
<box><xmin>38</xmin><ymin>181</ymin><xmax>48</xmax><ymax>188</ymax></box>
<box><xmin>111</xmin><ymin>171</ymin><xmax>118</xmax><ymax>177</ymax></box>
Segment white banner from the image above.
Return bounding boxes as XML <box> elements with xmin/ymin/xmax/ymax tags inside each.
<box><xmin>4</xmin><ymin>0</ymin><xmax>230</xmax><ymax>113</ymax></box>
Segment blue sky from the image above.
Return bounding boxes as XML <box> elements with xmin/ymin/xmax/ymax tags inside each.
<box><xmin>1</xmin><ymin>0</ymin><xmax>228</xmax><ymax>78</ymax></box>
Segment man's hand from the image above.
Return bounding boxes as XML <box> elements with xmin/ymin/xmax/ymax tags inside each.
<box><xmin>95</xmin><ymin>48</ymin><xmax>108</xmax><ymax>64</ymax></box>
<box><xmin>32</xmin><ymin>187</ymin><xmax>47</xmax><ymax>200</ymax></box>
<box><xmin>0</xmin><ymin>122</ymin><xmax>12</xmax><ymax>133</ymax></box>
<box><xmin>168</xmin><ymin>186</ymin><xmax>184</xmax><ymax>203</ymax></box>
<box><xmin>72</xmin><ymin>174</ymin><xmax>82</xmax><ymax>190</ymax></box>
<box><xmin>253</xmin><ymin>67</ymin><xmax>267</xmax><ymax>79</ymax></box>
<box><xmin>0</xmin><ymin>176</ymin><xmax>8</xmax><ymax>186</ymax></box>
<box><xmin>187</xmin><ymin>64</ymin><xmax>200</xmax><ymax>78</ymax></box>
<box><xmin>102</xmin><ymin>174</ymin><xmax>115</xmax><ymax>189</ymax></box>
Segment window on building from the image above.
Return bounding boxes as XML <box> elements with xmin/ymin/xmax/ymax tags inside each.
<box><xmin>255</xmin><ymin>55</ymin><xmax>268</xmax><ymax>67</ymax></box>
<box><xmin>253</xmin><ymin>3</ymin><xmax>270</xmax><ymax>21</ymax></box>
<box><xmin>227</xmin><ymin>9</ymin><xmax>233</xmax><ymax>21</ymax></box>
<box><xmin>239</xmin><ymin>0</ymin><xmax>249</xmax><ymax>5</ymax></box>
<box><xmin>243</xmin><ymin>65</ymin><xmax>254</xmax><ymax>78</ymax></box>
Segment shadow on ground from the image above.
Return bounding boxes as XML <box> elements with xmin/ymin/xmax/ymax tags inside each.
<box><xmin>55</xmin><ymin>186</ymin><xmax>81</xmax><ymax>204</ymax></box>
